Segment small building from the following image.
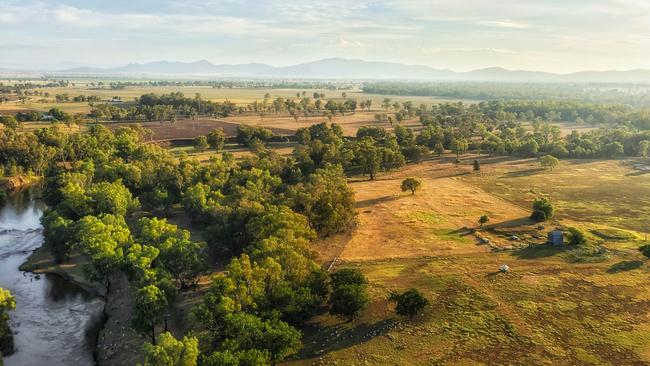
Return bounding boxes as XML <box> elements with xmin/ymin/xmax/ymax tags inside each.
<box><xmin>548</xmin><ymin>230</ymin><xmax>564</xmax><ymax>246</ymax></box>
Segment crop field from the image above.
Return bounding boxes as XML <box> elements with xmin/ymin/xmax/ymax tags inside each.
<box><xmin>293</xmin><ymin>156</ymin><xmax>650</xmax><ymax>366</ymax></box>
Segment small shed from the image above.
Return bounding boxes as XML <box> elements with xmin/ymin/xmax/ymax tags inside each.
<box><xmin>548</xmin><ymin>230</ymin><xmax>564</xmax><ymax>246</ymax></box>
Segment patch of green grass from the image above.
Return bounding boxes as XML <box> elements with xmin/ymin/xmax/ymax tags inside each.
<box><xmin>407</xmin><ymin>210</ymin><xmax>446</xmax><ymax>225</ymax></box>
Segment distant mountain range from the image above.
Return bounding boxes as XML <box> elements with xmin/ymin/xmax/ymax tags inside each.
<box><xmin>8</xmin><ymin>58</ymin><xmax>650</xmax><ymax>83</ymax></box>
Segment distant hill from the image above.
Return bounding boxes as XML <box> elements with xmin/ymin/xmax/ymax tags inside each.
<box><xmin>30</xmin><ymin>58</ymin><xmax>650</xmax><ymax>83</ymax></box>
<box><xmin>65</xmin><ymin>60</ymin><xmax>274</xmax><ymax>76</ymax></box>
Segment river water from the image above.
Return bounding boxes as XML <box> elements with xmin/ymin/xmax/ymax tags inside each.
<box><xmin>0</xmin><ymin>189</ymin><xmax>105</xmax><ymax>366</ymax></box>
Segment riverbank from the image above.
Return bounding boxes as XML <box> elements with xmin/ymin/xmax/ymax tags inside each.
<box><xmin>0</xmin><ymin>176</ymin><xmax>40</xmax><ymax>192</ymax></box>
<box><xmin>20</xmin><ymin>245</ymin><xmax>144</xmax><ymax>365</ymax></box>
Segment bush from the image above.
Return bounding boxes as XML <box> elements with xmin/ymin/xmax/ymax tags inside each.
<box><xmin>566</xmin><ymin>227</ymin><xmax>587</xmax><ymax>246</ymax></box>
<box><xmin>389</xmin><ymin>288</ymin><xmax>428</xmax><ymax>319</ymax></box>
<box><xmin>531</xmin><ymin>198</ymin><xmax>553</xmax><ymax>221</ymax></box>
<box><xmin>530</xmin><ymin>210</ymin><xmax>546</xmax><ymax>222</ymax></box>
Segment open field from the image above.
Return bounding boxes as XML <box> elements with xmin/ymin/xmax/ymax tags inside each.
<box><xmin>225</xmin><ymin>111</ymin><xmax>422</xmax><ymax>137</ymax></box>
<box><xmin>0</xmin><ymin>86</ymin><xmax>476</xmax><ymax>116</ymax></box>
<box><xmin>461</xmin><ymin>157</ymin><xmax>650</xmax><ymax>234</ymax></box>
<box><xmin>104</xmin><ymin>118</ymin><xmax>295</xmax><ymax>140</ymax></box>
<box><xmin>294</xmin><ymin>156</ymin><xmax>650</xmax><ymax>365</ymax></box>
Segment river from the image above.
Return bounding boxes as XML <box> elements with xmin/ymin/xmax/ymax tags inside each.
<box><xmin>0</xmin><ymin>189</ymin><xmax>105</xmax><ymax>366</ymax></box>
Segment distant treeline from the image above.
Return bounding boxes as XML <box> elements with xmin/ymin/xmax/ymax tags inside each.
<box><xmin>363</xmin><ymin>82</ymin><xmax>650</xmax><ymax>106</ymax></box>
<box><xmin>80</xmin><ymin>80</ymin><xmax>356</xmax><ymax>90</ymax></box>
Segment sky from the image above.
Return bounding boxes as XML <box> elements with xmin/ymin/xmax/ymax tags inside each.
<box><xmin>1</xmin><ymin>0</ymin><xmax>649</xmax><ymax>73</ymax></box>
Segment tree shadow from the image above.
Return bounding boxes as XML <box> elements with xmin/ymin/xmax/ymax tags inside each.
<box><xmin>356</xmin><ymin>195</ymin><xmax>400</xmax><ymax>209</ymax></box>
<box><xmin>606</xmin><ymin>260</ymin><xmax>644</xmax><ymax>273</ymax></box>
<box><xmin>483</xmin><ymin>217</ymin><xmax>535</xmax><ymax>230</ymax></box>
<box><xmin>449</xmin><ymin>227</ymin><xmax>476</xmax><ymax>236</ymax></box>
<box><xmin>625</xmin><ymin>171</ymin><xmax>650</xmax><ymax>177</ymax></box>
<box><xmin>502</xmin><ymin>168</ymin><xmax>545</xmax><ymax>178</ymax></box>
<box><xmin>296</xmin><ymin>318</ymin><xmax>398</xmax><ymax>359</ymax></box>
<box><xmin>510</xmin><ymin>244</ymin><xmax>563</xmax><ymax>259</ymax></box>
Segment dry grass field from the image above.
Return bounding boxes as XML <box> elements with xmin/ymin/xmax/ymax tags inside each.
<box><xmin>0</xmin><ymin>85</ymin><xmax>474</xmax><ymax>116</ymax></box>
<box><xmin>290</xmin><ymin>156</ymin><xmax>650</xmax><ymax>366</ymax></box>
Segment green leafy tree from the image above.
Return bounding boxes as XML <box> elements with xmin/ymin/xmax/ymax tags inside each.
<box><xmin>356</xmin><ymin>137</ymin><xmax>381</xmax><ymax>180</ymax></box>
<box><xmin>539</xmin><ymin>155</ymin><xmax>559</xmax><ymax>171</ymax></box>
<box><xmin>450</xmin><ymin>138</ymin><xmax>468</xmax><ymax>157</ymax></box>
<box><xmin>207</xmin><ymin>128</ymin><xmax>226</xmax><ymax>151</ymax></box>
<box><xmin>389</xmin><ymin>288</ymin><xmax>428</xmax><ymax>319</ymax></box>
<box><xmin>329</xmin><ymin>284</ymin><xmax>370</xmax><ymax>322</ymax></box>
<box><xmin>566</xmin><ymin>227</ymin><xmax>587</xmax><ymax>246</ymax></box>
<box><xmin>87</xmin><ymin>181</ymin><xmax>139</xmax><ymax>217</ymax></box>
<box><xmin>41</xmin><ymin>210</ymin><xmax>75</xmax><ymax>262</ymax></box>
<box><xmin>193</xmin><ymin>136</ymin><xmax>209</xmax><ymax>152</ymax></box>
<box><xmin>531</xmin><ymin>198</ymin><xmax>554</xmax><ymax>222</ymax></box>
<box><xmin>329</xmin><ymin>268</ymin><xmax>369</xmax><ymax>321</ymax></box>
<box><xmin>603</xmin><ymin>141</ymin><xmax>624</xmax><ymax>158</ymax></box>
<box><xmin>132</xmin><ymin>285</ymin><xmax>168</xmax><ymax>345</ymax></box>
<box><xmin>400</xmin><ymin>177</ymin><xmax>422</xmax><ymax>195</ymax></box>
<box><xmin>638</xmin><ymin>140</ymin><xmax>650</xmax><ymax>158</ymax></box>
<box><xmin>139</xmin><ymin>332</ymin><xmax>199</xmax><ymax>366</ymax></box>
<box><xmin>434</xmin><ymin>142</ymin><xmax>445</xmax><ymax>156</ymax></box>
<box><xmin>203</xmin><ymin>349</ymin><xmax>269</xmax><ymax>366</ymax></box>
<box><xmin>0</xmin><ymin>288</ymin><xmax>16</xmax><ymax>359</ymax></box>
<box><xmin>76</xmin><ymin>214</ymin><xmax>132</xmax><ymax>293</ymax></box>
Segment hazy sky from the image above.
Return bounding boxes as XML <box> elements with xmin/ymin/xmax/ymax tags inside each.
<box><xmin>1</xmin><ymin>0</ymin><xmax>649</xmax><ymax>72</ymax></box>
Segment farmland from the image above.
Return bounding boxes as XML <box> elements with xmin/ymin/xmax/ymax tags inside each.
<box><xmin>291</xmin><ymin>157</ymin><xmax>650</xmax><ymax>365</ymax></box>
<box><xmin>2</xmin><ymin>79</ymin><xmax>650</xmax><ymax>366</ymax></box>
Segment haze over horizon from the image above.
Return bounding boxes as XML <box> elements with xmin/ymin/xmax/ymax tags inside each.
<box><xmin>1</xmin><ymin>0</ymin><xmax>649</xmax><ymax>73</ymax></box>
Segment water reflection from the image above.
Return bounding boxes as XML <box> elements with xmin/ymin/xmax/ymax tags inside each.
<box><xmin>0</xmin><ymin>188</ymin><xmax>104</xmax><ymax>366</ymax></box>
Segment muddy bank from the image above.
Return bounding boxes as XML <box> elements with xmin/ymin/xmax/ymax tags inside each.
<box><xmin>0</xmin><ymin>176</ymin><xmax>40</xmax><ymax>191</ymax></box>
<box><xmin>21</xmin><ymin>246</ymin><xmax>145</xmax><ymax>366</ymax></box>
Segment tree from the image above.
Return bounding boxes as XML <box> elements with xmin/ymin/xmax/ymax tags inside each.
<box><xmin>603</xmin><ymin>141</ymin><xmax>624</xmax><ymax>158</ymax></box>
<box><xmin>207</xmin><ymin>128</ymin><xmax>226</xmax><ymax>152</ymax></box>
<box><xmin>356</xmin><ymin>137</ymin><xmax>381</xmax><ymax>180</ymax></box>
<box><xmin>193</xmin><ymin>136</ymin><xmax>209</xmax><ymax>152</ymax></box>
<box><xmin>132</xmin><ymin>285</ymin><xmax>168</xmax><ymax>345</ymax></box>
<box><xmin>639</xmin><ymin>140</ymin><xmax>650</xmax><ymax>157</ymax></box>
<box><xmin>434</xmin><ymin>142</ymin><xmax>445</xmax><ymax>156</ymax></box>
<box><xmin>450</xmin><ymin>139</ymin><xmax>468</xmax><ymax>157</ymax></box>
<box><xmin>0</xmin><ymin>287</ymin><xmax>16</xmax><ymax>359</ymax></box>
<box><xmin>330</xmin><ymin>268</ymin><xmax>367</xmax><ymax>288</ymax></box>
<box><xmin>76</xmin><ymin>214</ymin><xmax>132</xmax><ymax>293</ymax></box>
<box><xmin>41</xmin><ymin>210</ymin><xmax>74</xmax><ymax>262</ymax></box>
<box><xmin>329</xmin><ymin>268</ymin><xmax>369</xmax><ymax>321</ymax></box>
<box><xmin>539</xmin><ymin>155</ymin><xmax>559</xmax><ymax>171</ymax></box>
<box><xmin>566</xmin><ymin>227</ymin><xmax>587</xmax><ymax>246</ymax></box>
<box><xmin>389</xmin><ymin>288</ymin><xmax>428</xmax><ymax>319</ymax></box>
<box><xmin>139</xmin><ymin>332</ymin><xmax>199</xmax><ymax>366</ymax></box>
<box><xmin>87</xmin><ymin>181</ymin><xmax>139</xmax><ymax>217</ymax></box>
<box><xmin>329</xmin><ymin>284</ymin><xmax>370</xmax><ymax>322</ymax></box>
<box><xmin>531</xmin><ymin>198</ymin><xmax>554</xmax><ymax>222</ymax></box>
<box><xmin>400</xmin><ymin>177</ymin><xmax>422</xmax><ymax>195</ymax></box>
<box><xmin>473</xmin><ymin>160</ymin><xmax>481</xmax><ymax>171</ymax></box>
<box><xmin>203</xmin><ymin>349</ymin><xmax>269</xmax><ymax>366</ymax></box>
<box><xmin>478</xmin><ymin>215</ymin><xmax>489</xmax><ymax>227</ymax></box>
<box><xmin>0</xmin><ymin>115</ymin><xmax>20</xmax><ymax>130</ymax></box>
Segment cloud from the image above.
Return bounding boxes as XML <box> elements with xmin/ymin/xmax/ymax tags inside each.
<box><xmin>475</xmin><ymin>20</ymin><xmax>530</xmax><ymax>29</ymax></box>
<box><xmin>418</xmin><ymin>46</ymin><xmax>517</xmax><ymax>55</ymax></box>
